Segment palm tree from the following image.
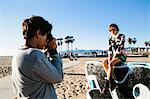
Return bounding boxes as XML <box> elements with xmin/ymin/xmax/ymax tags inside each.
<box><xmin>145</xmin><ymin>41</ymin><xmax>148</xmax><ymax>47</ymax></box>
<box><xmin>57</xmin><ymin>41</ymin><xmax>60</xmax><ymax>53</ymax></box>
<box><xmin>132</xmin><ymin>38</ymin><xmax>137</xmax><ymax>54</ymax></box>
<box><xmin>132</xmin><ymin>38</ymin><xmax>137</xmax><ymax>45</ymax></box>
<box><xmin>128</xmin><ymin>38</ymin><xmax>132</xmax><ymax>45</ymax></box>
<box><xmin>145</xmin><ymin>41</ymin><xmax>149</xmax><ymax>52</ymax></box>
<box><xmin>127</xmin><ymin>37</ymin><xmax>137</xmax><ymax>54</ymax></box>
<box><xmin>70</xmin><ymin>38</ymin><xmax>75</xmax><ymax>52</ymax></box>
<box><xmin>60</xmin><ymin>39</ymin><xmax>63</xmax><ymax>53</ymax></box>
<box><xmin>57</xmin><ymin>38</ymin><xmax>63</xmax><ymax>54</ymax></box>
<box><xmin>64</xmin><ymin>36</ymin><xmax>75</xmax><ymax>60</ymax></box>
<box><xmin>65</xmin><ymin>36</ymin><xmax>75</xmax><ymax>52</ymax></box>
<box><xmin>127</xmin><ymin>38</ymin><xmax>132</xmax><ymax>54</ymax></box>
<box><xmin>65</xmin><ymin>36</ymin><xmax>70</xmax><ymax>53</ymax></box>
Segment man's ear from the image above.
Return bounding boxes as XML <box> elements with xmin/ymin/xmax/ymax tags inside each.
<box><xmin>36</xmin><ymin>29</ymin><xmax>41</xmax><ymax>38</ymax></box>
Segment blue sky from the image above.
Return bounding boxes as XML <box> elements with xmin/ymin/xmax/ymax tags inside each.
<box><xmin>0</xmin><ymin>0</ymin><xmax>149</xmax><ymax>56</ymax></box>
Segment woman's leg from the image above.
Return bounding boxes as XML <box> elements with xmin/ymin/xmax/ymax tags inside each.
<box><xmin>107</xmin><ymin>58</ymin><xmax>122</xmax><ymax>80</ymax></box>
<box><xmin>103</xmin><ymin>59</ymin><xmax>109</xmax><ymax>74</ymax></box>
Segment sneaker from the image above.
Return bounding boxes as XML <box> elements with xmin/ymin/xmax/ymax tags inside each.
<box><xmin>109</xmin><ymin>78</ymin><xmax>117</xmax><ymax>91</ymax></box>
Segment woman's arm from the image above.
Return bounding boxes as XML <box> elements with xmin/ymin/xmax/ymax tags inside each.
<box><xmin>108</xmin><ymin>53</ymin><xmax>112</xmax><ymax>63</ymax></box>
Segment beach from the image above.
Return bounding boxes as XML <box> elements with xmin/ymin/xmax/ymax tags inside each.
<box><xmin>0</xmin><ymin>56</ymin><xmax>149</xmax><ymax>99</ymax></box>
<box><xmin>55</xmin><ymin>57</ymin><xmax>150</xmax><ymax>99</ymax></box>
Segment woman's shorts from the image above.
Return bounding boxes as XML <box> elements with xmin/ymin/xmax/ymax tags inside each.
<box><xmin>115</xmin><ymin>55</ymin><xmax>127</xmax><ymax>62</ymax></box>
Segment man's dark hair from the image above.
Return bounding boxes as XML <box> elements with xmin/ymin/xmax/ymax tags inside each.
<box><xmin>109</xmin><ymin>23</ymin><xmax>119</xmax><ymax>31</ymax></box>
<box><xmin>22</xmin><ymin>16</ymin><xmax>52</xmax><ymax>39</ymax></box>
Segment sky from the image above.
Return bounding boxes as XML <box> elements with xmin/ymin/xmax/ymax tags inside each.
<box><xmin>0</xmin><ymin>0</ymin><xmax>149</xmax><ymax>56</ymax></box>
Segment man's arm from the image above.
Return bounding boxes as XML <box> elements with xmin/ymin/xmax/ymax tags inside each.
<box><xmin>32</xmin><ymin>51</ymin><xmax>63</xmax><ymax>83</ymax></box>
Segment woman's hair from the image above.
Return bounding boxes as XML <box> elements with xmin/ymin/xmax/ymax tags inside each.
<box><xmin>22</xmin><ymin>16</ymin><xmax>52</xmax><ymax>39</ymax></box>
<box><xmin>109</xmin><ymin>23</ymin><xmax>119</xmax><ymax>31</ymax></box>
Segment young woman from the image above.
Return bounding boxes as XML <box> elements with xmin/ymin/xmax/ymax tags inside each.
<box><xmin>103</xmin><ymin>23</ymin><xmax>127</xmax><ymax>91</ymax></box>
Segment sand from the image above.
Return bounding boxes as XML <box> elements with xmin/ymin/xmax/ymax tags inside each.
<box><xmin>55</xmin><ymin>57</ymin><xmax>150</xmax><ymax>99</ymax></box>
<box><xmin>0</xmin><ymin>56</ymin><xmax>149</xmax><ymax>99</ymax></box>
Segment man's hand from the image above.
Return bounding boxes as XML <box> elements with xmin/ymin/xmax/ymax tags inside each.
<box><xmin>45</xmin><ymin>38</ymin><xmax>58</xmax><ymax>55</ymax></box>
<box><xmin>47</xmin><ymin>38</ymin><xmax>57</xmax><ymax>50</ymax></box>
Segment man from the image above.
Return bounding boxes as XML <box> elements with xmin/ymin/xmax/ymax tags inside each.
<box><xmin>12</xmin><ymin>16</ymin><xmax>63</xmax><ymax>99</ymax></box>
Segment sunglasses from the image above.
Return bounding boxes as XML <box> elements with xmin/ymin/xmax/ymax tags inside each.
<box><xmin>109</xmin><ymin>29</ymin><xmax>116</xmax><ymax>32</ymax></box>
